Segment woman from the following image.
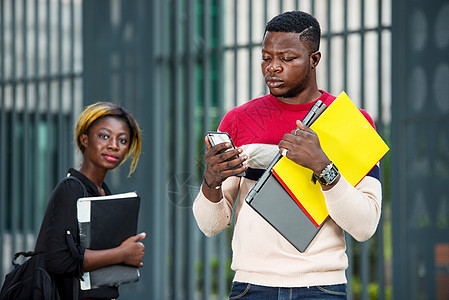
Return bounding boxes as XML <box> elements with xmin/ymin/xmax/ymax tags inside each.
<box><xmin>34</xmin><ymin>102</ymin><xmax>145</xmax><ymax>300</ymax></box>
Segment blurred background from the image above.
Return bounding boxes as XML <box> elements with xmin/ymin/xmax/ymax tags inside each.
<box><xmin>1</xmin><ymin>0</ymin><xmax>448</xmax><ymax>299</ymax></box>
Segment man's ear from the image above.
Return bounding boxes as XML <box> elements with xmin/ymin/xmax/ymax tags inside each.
<box><xmin>310</xmin><ymin>51</ymin><xmax>321</xmax><ymax>69</ymax></box>
<box><xmin>80</xmin><ymin>133</ymin><xmax>88</xmax><ymax>149</ymax></box>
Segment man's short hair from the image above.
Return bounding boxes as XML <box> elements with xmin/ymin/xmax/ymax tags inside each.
<box><xmin>265</xmin><ymin>11</ymin><xmax>321</xmax><ymax>52</ymax></box>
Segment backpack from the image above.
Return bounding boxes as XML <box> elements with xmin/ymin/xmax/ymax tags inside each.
<box><xmin>0</xmin><ymin>176</ymin><xmax>87</xmax><ymax>300</ymax></box>
<box><xmin>0</xmin><ymin>251</ymin><xmax>60</xmax><ymax>300</ymax></box>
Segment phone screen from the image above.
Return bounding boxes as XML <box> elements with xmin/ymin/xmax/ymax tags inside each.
<box><xmin>207</xmin><ymin>132</ymin><xmax>234</xmax><ymax>148</ymax></box>
<box><xmin>206</xmin><ymin>132</ymin><xmax>245</xmax><ymax>176</ymax></box>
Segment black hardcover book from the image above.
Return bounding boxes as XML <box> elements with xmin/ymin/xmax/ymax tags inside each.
<box><xmin>77</xmin><ymin>192</ymin><xmax>141</xmax><ymax>290</ymax></box>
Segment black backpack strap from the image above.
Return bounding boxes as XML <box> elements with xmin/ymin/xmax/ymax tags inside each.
<box><xmin>64</xmin><ymin>175</ymin><xmax>87</xmax><ymax>300</ymax></box>
<box><xmin>11</xmin><ymin>251</ymin><xmax>36</xmax><ymax>268</ymax></box>
<box><xmin>64</xmin><ymin>175</ymin><xmax>88</xmax><ymax>198</ymax></box>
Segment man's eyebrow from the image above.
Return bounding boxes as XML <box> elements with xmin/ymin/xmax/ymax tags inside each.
<box><xmin>262</xmin><ymin>49</ymin><xmax>297</xmax><ymax>54</ymax></box>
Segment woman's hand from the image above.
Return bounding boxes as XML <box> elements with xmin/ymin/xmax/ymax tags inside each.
<box><xmin>119</xmin><ymin>232</ymin><xmax>146</xmax><ymax>267</ymax></box>
<box><xmin>83</xmin><ymin>232</ymin><xmax>146</xmax><ymax>271</ymax></box>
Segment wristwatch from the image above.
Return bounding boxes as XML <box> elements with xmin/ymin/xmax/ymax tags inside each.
<box><xmin>312</xmin><ymin>162</ymin><xmax>339</xmax><ymax>185</ymax></box>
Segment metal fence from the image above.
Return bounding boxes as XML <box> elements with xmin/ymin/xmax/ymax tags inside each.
<box><xmin>1</xmin><ymin>0</ymin><xmax>394</xmax><ymax>299</ymax></box>
<box><xmin>392</xmin><ymin>1</ymin><xmax>449</xmax><ymax>299</ymax></box>
<box><xmin>0</xmin><ymin>0</ymin><xmax>83</xmax><ymax>280</ymax></box>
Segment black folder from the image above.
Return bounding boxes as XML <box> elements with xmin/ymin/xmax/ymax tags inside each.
<box><xmin>245</xmin><ymin>101</ymin><xmax>327</xmax><ymax>252</ymax></box>
<box><xmin>77</xmin><ymin>192</ymin><xmax>141</xmax><ymax>290</ymax></box>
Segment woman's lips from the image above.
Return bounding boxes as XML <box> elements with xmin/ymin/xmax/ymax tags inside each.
<box><xmin>103</xmin><ymin>154</ymin><xmax>119</xmax><ymax>162</ymax></box>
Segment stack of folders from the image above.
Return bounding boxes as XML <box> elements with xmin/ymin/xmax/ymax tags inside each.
<box><xmin>246</xmin><ymin>91</ymin><xmax>390</xmax><ymax>252</ymax></box>
<box><xmin>77</xmin><ymin>192</ymin><xmax>141</xmax><ymax>290</ymax></box>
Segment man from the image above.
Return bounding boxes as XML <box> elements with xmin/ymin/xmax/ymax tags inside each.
<box><xmin>193</xmin><ymin>11</ymin><xmax>382</xmax><ymax>299</ymax></box>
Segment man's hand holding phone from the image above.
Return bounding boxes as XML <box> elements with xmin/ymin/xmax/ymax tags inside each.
<box><xmin>202</xmin><ymin>132</ymin><xmax>248</xmax><ymax>201</ymax></box>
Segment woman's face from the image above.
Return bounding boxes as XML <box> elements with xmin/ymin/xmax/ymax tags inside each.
<box><xmin>80</xmin><ymin>116</ymin><xmax>131</xmax><ymax>172</ymax></box>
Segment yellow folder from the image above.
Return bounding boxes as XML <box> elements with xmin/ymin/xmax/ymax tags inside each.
<box><xmin>272</xmin><ymin>91</ymin><xmax>389</xmax><ymax>227</ymax></box>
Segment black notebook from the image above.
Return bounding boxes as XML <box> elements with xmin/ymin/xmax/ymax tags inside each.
<box><xmin>77</xmin><ymin>192</ymin><xmax>141</xmax><ymax>290</ymax></box>
<box><xmin>245</xmin><ymin>100</ymin><xmax>327</xmax><ymax>252</ymax></box>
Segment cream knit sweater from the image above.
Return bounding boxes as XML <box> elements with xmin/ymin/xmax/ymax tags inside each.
<box><xmin>193</xmin><ymin>144</ymin><xmax>382</xmax><ymax>288</ymax></box>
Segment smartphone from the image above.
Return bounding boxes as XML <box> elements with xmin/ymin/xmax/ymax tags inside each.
<box><xmin>206</xmin><ymin>131</ymin><xmax>245</xmax><ymax>177</ymax></box>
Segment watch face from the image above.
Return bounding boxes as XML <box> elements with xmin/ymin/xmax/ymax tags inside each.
<box><xmin>320</xmin><ymin>163</ymin><xmax>339</xmax><ymax>185</ymax></box>
<box><xmin>326</xmin><ymin>167</ymin><xmax>339</xmax><ymax>181</ymax></box>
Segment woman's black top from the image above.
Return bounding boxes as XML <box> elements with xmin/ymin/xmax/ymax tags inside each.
<box><xmin>35</xmin><ymin>168</ymin><xmax>119</xmax><ymax>300</ymax></box>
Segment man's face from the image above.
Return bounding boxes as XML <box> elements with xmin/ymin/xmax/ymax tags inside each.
<box><xmin>261</xmin><ymin>31</ymin><xmax>319</xmax><ymax>101</ymax></box>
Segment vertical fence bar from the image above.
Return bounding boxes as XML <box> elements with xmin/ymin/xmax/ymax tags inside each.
<box><xmin>0</xmin><ymin>0</ymin><xmax>5</xmax><ymax>276</ymax></box>
<box><xmin>359</xmin><ymin>2</ymin><xmax>369</xmax><ymax>300</ymax></box>
<box><xmin>163</xmin><ymin>1</ymin><xmax>170</xmax><ymax>298</ymax></box>
<box><xmin>186</xmin><ymin>0</ymin><xmax>197</xmax><ymax>299</ymax></box>
<box><xmin>161</xmin><ymin>1</ymin><xmax>170</xmax><ymax>297</ymax></box>
<box><xmin>377</xmin><ymin>1</ymin><xmax>385</xmax><ymax>299</ymax></box>
<box><xmin>359</xmin><ymin>0</ymin><xmax>366</xmax><ymax>108</ymax></box>
<box><xmin>45</xmin><ymin>0</ymin><xmax>53</xmax><ymax>205</ymax></box>
<box><xmin>148</xmin><ymin>0</ymin><xmax>164</xmax><ymax>297</ymax></box>
<box><xmin>377</xmin><ymin>219</ymin><xmax>385</xmax><ymax>300</ymax></box>
<box><xmin>217</xmin><ymin>1</ymin><xmax>228</xmax><ymax>298</ymax></box>
<box><xmin>173</xmin><ymin>0</ymin><xmax>183</xmax><ymax>299</ymax></box>
<box><xmin>32</xmin><ymin>0</ymin><xmax>45</xmax><ymax>228</ymax></box>
<box><xmin>361</xmin><ymin>241</ymin><xmax>369</xmax><ymax>300</ymax></box>
<box><xmin>311</xmin><ymin>0</ymin><xmax>315</xmax><ymax>17</ymax></box>
<box><xmin>342</xmin><ymin>1</ymin><xmax>354</xmax><ymax>299</ymax></box>
<box><xmin>22</xmin><ymin>0</ymin><xmax>32</xmax><ymax>249</ymax></box>
<box><xmin>247</xmin><ymin>0</ymin><xmax>252</xmax><ymax>101</ymax></box>
<box><xmin>263</xmin><ymin>0</ymin><xmax>268</xmax><ymax>96</ymax></box>
<box><xmin>119</xmin><ymin>4</ymin><xmax>125</xmax><ymax>112</ymax></box>
<box><xmin>202</xmin><ymin>1</ymin><xmax>213</xmax><ymax>297</ymax></box>
<box><xmin>233</xmin><ymin>0</ymin><xmax>238</xmax><ymax>106</ymax></box>
<box><xmin>343</xmin><ymin>0</ymin><xmax>348</xmax><ymax>91</ymax></box>
<box><xmin>264</xmin><ymin>0</ymin><xmax>268</xmax><ymax>25</ymax></box>
<box><xmin>11</xmin><ymin>0</ymin><xmax>20</xmax><ymax>254</ymax></box>
<box><xmin>326</xmin><ymin>0</ymin><xmax>331</xmax><ymax>91</ymax></box>
<box><xmin>33</xmin><ymin>0</ymin><xmax>41</xmax><ymax>231</ymax></box>
<box><xmin>216</xmin><ymin>0</ymin><xmax>225</xmax><ymax>141</ymax></box>
<box><xmin>57</xmin><ymin>0</ymin><xmax>64</xmax><ymax>179</ymax></box>
<box><xmin>69</xmin><ymin>0</ymin><xmax>75</xmax><ymax>170</ymax></box>
<box><xmin>376</xmin><ymin>1</ymin><xmax>384</xmax><ymax>133</ymax></box>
